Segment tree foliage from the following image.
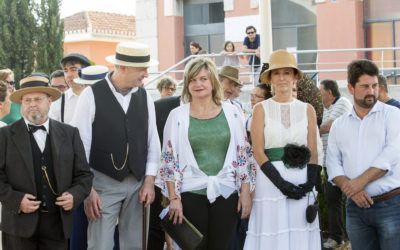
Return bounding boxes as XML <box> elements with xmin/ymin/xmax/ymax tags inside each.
<box><xmin>0</xmin><ymin>0</ymin><xmax>63</xmax><ymax>82</ymax></box>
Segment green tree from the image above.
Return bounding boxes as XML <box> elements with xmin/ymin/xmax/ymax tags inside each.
<box><xmin>35</xmin><ymin>0</ymin><xmax>64</xmax><ymax>75</ymax></box>
<box><xmin>0</xmin><ymin>0</ymin><xmax>37</xmax><ymax>82</ymax></box>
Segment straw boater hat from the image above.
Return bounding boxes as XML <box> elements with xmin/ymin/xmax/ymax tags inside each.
<box><xmin>260</xmin><ymin>49</ymin><xmax>303</xmax><ymax>83</ymax></box>
<box><xmin>74</xmin><ymin>65</ymin><xmax>109</xmax><ymax>85</ymax></box>
<box><xmin>106</xmin><ymin>42</ymin><xmax>159</xmax><ymax>67</ymax></box>
<box><xmin>219</xmin><ymin>65</ymin><xmax>243</xmax><ymax>86</ymax></box>
<box><xmin>10</xmin><ymin>75</ymin><xmax>61</xmax><ymax>103</ymax></box>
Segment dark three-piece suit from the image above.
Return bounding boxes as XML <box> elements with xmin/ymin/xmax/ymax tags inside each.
<box><xmin>0</xmin><ymin>118</ymin><xmax>93</xmax><ymax>249</ymax></box>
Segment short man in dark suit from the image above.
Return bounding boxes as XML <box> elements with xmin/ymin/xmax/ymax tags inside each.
<box><xmin>148</xmin><ymin>95</ymin><xmax>180</xmax><ymax>250</ymax></box>
<box><xmin>0</xmin><ymin>75</ymin><xmax>93</xmax><ymax>250</ymax></box>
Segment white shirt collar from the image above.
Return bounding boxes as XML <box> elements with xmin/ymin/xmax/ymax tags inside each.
<box><xmin>24</xmin><ymin>118</ymin><xmax>50</xmax><ymax>133</ymax></box>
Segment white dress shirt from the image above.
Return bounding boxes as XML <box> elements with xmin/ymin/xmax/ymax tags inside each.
<box><xmin>70</xmin><ymin>73</ymin><xmax>161</xmax><ymax>176</ymax></box>
<box><xmin>326</xmin><ymin>101</ymin><xmax>400</xmax><ymax>196</ymax></box>
<box><xmin>0</xmin><ymin>121</ymin><xmax>6</xmax><ymax>127</ymax></box>
<box><xmin>49</xmin><ymin>88</ymin><xmax>80</xmax><ymax>124</ymax></box>
<box><xmin>24</xmin><ymin>118</ymin><xmax>50</xmax><ymax>152</ymax></box>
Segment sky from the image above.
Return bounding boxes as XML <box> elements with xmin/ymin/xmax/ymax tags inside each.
<box><xmin>60</xmin><ymin>0</ymin><xmax>136</xmax><ymax>18</ymax></box>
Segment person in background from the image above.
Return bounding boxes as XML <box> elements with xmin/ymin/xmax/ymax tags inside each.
<box><xmin>245</xmin><ymin>50</ymin><xmax>321</xmax><ymax>250</ymax></box>
<box><xmin>242</xmin><ymin>25</ymin><xmax>260</xmax><ymax>72</ymax></box>
<box><xmin>157</xmin><ymin>77</ymin><xmax>177</xmax><ymax>98</ymax></box>
<box><xmin>326</xmin><ymin>59</ymin><xmax>400</xmax><ymax>250</ymax></box>
<box><xmin>221</xmin><ymin>41</ymin><xmax>240</xmax><ymax>67</ymax></box>
<box><xmin>377</xmin><ymin>74</ymin><xmax>400</xmax><ymax>109</ymax></box>
<box><xmin>246</xmin><ymin>84</ymin><xmax>272</xmax><ymax>136</ymax></box>
<box><xmin>318</xmin><ymin>79</ymin><xmax>352</xmax><ymax>249</ymax></box>
<box><xmin>190</xmin><ymin>41</ymin><xmax>206</xmax><ymax>55</ymax></box>
<box><xmin>0</xmin><ymin>68</ymin><xmax>21</xmax><ymax>124</ymax></box>
<box><xmin>50</xmin><ymin>70</ymin><xmax>69</xmax><ymax>93</ymax></box>
<box><xmin>296</xmin><ymin>75</ymin><xmax>324</xmax><ymax>126</ymax></box>
<box><xmin>0</xmin><ymin>81</ymin><xmax>11</xmax><ymax>127</ymax></box>
<box><xmin>49</xmin><ymin>53</ymin><xmax>91</xmax><ymax>124</ymax></box>
<box><xmin>157</xmin><ymin>57</ymin><xmax>255</xmax><ymax>250</ymax></box>
<box><xmin>219</xmin><ymin>65</ymin><xmax>244</xmax><ymax>111</ymax></box>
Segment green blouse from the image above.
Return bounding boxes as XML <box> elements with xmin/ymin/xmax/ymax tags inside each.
<box><xmin>189</xmin><ymin>110</ymin><xmax>230</xmax><ymax>195</ymax></box>
<box><xmin>0</xmin><ymin>102</ymin><xmax>21</xmax><ymax>124</ymax></box>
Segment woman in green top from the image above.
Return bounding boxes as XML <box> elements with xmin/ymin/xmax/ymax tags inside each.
<box><xmin>0</xmin><ymin>68</ymin><xmax>21</xmax><ymax>124</ymax></box>
<box><xmin>158</xmin><ymin>57</ymin><xmax>256</xmax><ymax>250</ymax></box>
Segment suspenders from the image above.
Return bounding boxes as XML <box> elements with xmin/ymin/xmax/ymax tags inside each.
<box><xmin>60</xmin><ymin>93</ymin><xmax>65</xmax><ymax>123</ymax></box>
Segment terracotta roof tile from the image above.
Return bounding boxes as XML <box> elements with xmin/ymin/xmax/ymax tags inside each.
<box><xmin>64</xmin><ymin>11</ymin><xmax>135</xmax><ymax>37</ymax></box>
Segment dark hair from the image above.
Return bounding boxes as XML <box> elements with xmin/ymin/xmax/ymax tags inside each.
<box><xmin>50</xmin><ymin>69</ymin><xmax>65</xmax><ymax>80</ymax></box>
<box><xmin>156</xmin><ymin>76</ymin><xmax>176</xmax><ymax>92</ymax></box>
<box><xmin>347</xmin><ymin>59</ymin><xmax>379</xmax><ymax>87</ymax></box>
<box><xmin>245</xmin><ymin>25</ymin><xmax>256</xmax><ymax>33</ymax></box>
<box><xmin>255</xmin><ymin>84</ymin><xmax>272</xmax><ymax>99</ymax></box>
<box><xmin>378</xmin><ymin>74</ymin><xmax>388</xmax><ymax>93</ymax></box>
<box><xmin>223</xmin><ymin>41</ymin><xmax>235</xmax><ymax>52</ymax></box>
<box><xmin>320</xmin><ymin>79</ymin><xmax>340</xmax><ymax>97</ymax></box>
<box><xmin>190</xmin><ymin>41</ymin><xmax>202</xmax><ymax>51</ymax></box>
<box><xmin>0</xmin><ymin>80</ymin><xmax>7</xmax><ymax>102</ymax></box>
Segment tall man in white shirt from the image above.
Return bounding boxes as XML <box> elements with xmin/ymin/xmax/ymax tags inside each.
<box><xmin>326</xmin><ymin>59</ymin><xmax>400</xmax><ymax>250</ymax></box>
<box><xmin>49</xmin><ymin>53</ymin><xmax>91</xmax><ymax>123</ymax></box>
<box><xmin>71</xmin><ymin>42</ymin><xmax>161</xmax><ymax>250</ymax></box>
<box><xmin>319</xmin><ymin>79</ymin><xmax>352</xmax><ymax>249</ymax></box>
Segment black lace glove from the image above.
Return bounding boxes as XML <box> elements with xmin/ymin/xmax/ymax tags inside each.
<box><xmin>299</xmin><ymin>164</ymin><xmax>322</xmax><ymax>193</ymax></box>
<box><xmin>260</xmin><ymin>161</ymin><xmax>306</xmax><ymax>200</ymax></box>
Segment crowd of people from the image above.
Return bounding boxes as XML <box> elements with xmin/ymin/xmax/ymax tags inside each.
<box><xmin>0</xmin><ymin>24</ymin><xmax>400</xmax><ymax>250</ymax></box>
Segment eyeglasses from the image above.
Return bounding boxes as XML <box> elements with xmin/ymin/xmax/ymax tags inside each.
<box><xmin>247</xmin><ymin>31</ymin><xmax>255</xmax><ymax>35</ymax></box>
<box><xmin>6</xmin><ymin>80</ymin><xmax>15</xmax><ymax>86</ymax></box>
<box><xmin>22</xmin><ymin>97</ymin><xmax>47</xmax><ymax>105</ymax></box>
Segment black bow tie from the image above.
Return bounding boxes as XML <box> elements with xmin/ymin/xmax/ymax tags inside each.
<box><xmin>28</xmin><ymin>124</ymin><xmax>46</xmax><ymax>133</ymax></box>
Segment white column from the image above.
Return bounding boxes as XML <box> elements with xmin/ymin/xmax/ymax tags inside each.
<box><xmin>259</xmin><ymin>0</ymin><xmax>273</xmax><ymax>63</ymax></box>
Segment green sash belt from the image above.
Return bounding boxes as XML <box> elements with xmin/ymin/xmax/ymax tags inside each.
<box><xmin>264</xmin><ymin>147</ymin><xmax>284</xmax><ymax>162</ymax></box>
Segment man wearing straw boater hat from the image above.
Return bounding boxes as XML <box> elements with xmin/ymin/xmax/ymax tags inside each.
<box><xmin>0</xmin><ymin>74</ymin><xmax>93</xmax><ymax>249</ymax></box>
<box><xmin>71</xmin><ymin>42</ymin><xmax>161</xmax><ymax>250</ymax></box>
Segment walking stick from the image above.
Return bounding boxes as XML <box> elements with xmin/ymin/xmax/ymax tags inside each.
<box><xmin>142</xmin><ymin>203</ymin><xmax>147</xmax><ymax>250</ymax></box>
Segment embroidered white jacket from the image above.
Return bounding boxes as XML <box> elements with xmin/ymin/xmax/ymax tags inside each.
<box><xmin>156</xmin><ymin>102</ymin><xmax>256</xmax><ymax>203</ymax></box>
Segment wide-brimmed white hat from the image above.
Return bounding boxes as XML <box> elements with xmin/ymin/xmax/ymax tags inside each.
<box><xmin>74</xmin><ymin>65</ymin><xmax>109</xmax><ymax>85</ymax></box>
<box><xmin>106</xmin><ymin>42</ymin><xmax>159</xmax><ymax>67</ymax></box>
<box><xmin>10</xmin><ymin>75</ymin><xmax>61</xmax><ymax>103</ymax></box>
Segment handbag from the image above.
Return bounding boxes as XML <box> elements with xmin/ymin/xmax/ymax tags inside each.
<box><xmin>306</xmin><ymin>191</ymin><xmax>319</xmax><ymax>223</ymax></box>
<box><xmin>160</xmin><ymin>212</ymin><xmax>204</xmax><ymax>250</ymax></box>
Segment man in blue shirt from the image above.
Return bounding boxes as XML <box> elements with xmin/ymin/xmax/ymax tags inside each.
<box><xmin>377</xmin><ymin>74</ymin><xmax>400</xmax><ymax>109</ymax></box>
<box><xmin>243</xmin><ymin>25</ymin><xmax>260</xmax><ymax>71</ymax></box>
<box><xmin>327</xmin><ymin>59</ymin><xmax>400</xmax><ymax>250</ymax></box>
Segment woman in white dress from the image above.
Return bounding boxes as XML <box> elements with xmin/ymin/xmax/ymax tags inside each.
<box><xmin>244</xmin><ymin>50</ymin><xmax>321</xmax><ymax>250</ymax></box>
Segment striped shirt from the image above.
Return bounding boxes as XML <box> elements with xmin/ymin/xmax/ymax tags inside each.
<box><xmin>321</xmin><ymin>96</ymin><xmax>352</xmax><ymax>165</ymax></box>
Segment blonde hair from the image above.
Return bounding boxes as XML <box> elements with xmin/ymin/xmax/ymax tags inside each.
<box><xmin>181</xmin><ymin>58</ymin><xmax>223</xmax><ymax>105</ymax></box>
<box><xmin>0</xmin><ymin>68</ymin><xmax>13</xmax><ymax>81</ymax></box>
<box><xmin>0</xmin><ymin>80</ymin><xmax>8</xmax><ymax>102</ymax></box>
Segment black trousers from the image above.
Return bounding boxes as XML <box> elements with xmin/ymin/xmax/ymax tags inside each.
<box><xmin>324</xmin><ymin>168</ymin><xmax>347</xmax><ymax>243</ymax></box>
<box><xmin>148</xmin><ymin>186</ymin><xmax>166</xmax><ymax>250</ymax></box>
<box><xmin>2</xmin><ymin>212</ymin><xmax>67</xmax><ymax>250</ymax></box>
<box><xmin>181</xmin><ymin>192</ymin><xmax>239</xmax><ymax>250</ymax></box>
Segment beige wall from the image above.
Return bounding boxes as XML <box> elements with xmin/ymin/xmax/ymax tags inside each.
<box><xmin>316</xmin><ymin>0</ymin><xmax>364</xmax><ymax>81</ymax></box>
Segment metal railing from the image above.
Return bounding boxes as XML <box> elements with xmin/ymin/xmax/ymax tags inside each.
<box><xmin>145</xmin><ymin>47</ymin><xmax>400</xmax><ymax>90</ymax></box>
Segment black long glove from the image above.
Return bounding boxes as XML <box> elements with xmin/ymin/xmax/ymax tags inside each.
<box><xmin>299</xmin><ymin>164</ymin><xmax>322</xmax><ymax>193</ymax></box>
<box><xmin>260</xmin><ymin>161</ymin><xmax>306</xmax><ymax>200</ymax></box>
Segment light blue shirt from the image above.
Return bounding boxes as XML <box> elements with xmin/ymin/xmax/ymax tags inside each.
<box><xmin>326</xmin><ymin>101</ymin><xmax>400</xmax><ymax>196</ymax></box>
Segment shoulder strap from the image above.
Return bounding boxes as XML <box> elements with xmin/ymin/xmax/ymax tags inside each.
<box><xmin>61</xmin><ymin>93</ymin><xmax>65</xmax><ymax>123</ymax></box>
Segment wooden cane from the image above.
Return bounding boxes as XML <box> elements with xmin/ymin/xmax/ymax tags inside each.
<box><xmin>142</xmin><ymin>203</ymin><xmax>147</xmax><ymax>250</ymax></box>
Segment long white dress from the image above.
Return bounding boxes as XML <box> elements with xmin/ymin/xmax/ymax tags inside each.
<box><xmin>244</xmin><ymin>98</ymin><xmax>321</xmax><ymax>250</ymax></box>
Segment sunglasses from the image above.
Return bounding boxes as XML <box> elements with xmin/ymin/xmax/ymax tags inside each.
<box><xmin>247</xmin><ymin>31</ymin><xmax>255</xmax><ymax>35</ymax></box>
<box><xmin>6</xmin><ymin>80</ymin><xmax>15</xmax><ymax>86</ymax></box>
